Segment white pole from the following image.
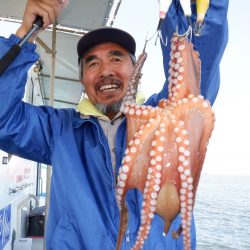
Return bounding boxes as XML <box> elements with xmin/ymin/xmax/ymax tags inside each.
<box><xmin>43</xmin><ymin>22</ymin><xmax>57</xmax><ymax>250</ymax></box>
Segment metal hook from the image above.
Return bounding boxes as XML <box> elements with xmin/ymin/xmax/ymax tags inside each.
<box><xmin>194</xmin><ymin>21</ymin><xmax>205</xmax><ymax>36</ymax></box>
<box><xmin>157</xmin><ymin>30</ymin><xmax>168</xmax><ymax>47</ymax></box>
<box><xmin>143</xmin><ymin>29</ymin><xmax>158</xmax><ymax>51</ymax></box>
<box><xmin>142</xmin><ymin>17</ymin><xmax>170</xmax><ymax>50</ymax></box>
<box><xmin>176</xmin><ymin>25</ymin><xmax>192</xmax><ymax>42</ymax></box>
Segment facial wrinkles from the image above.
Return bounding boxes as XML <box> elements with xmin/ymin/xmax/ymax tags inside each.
<box><xmin>93</xmin><ymin>52</ymin><xmax>126</xmax><ymax>94</ymax></box>
<box><xmin>81</xmin><ymin>43</ymin><xmax>134</xmax><ymax>108</ymax></box>
<box><xmin>84</xmin><ymin>50</ymin><xmax>125</xmax><ymax>94</ymax></box>
<box><xmin>84</xmin><ymin>50</ymin><xmax>125</xmax><ymax>70</ymax></box>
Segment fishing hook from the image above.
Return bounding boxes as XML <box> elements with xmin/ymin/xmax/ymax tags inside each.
<box><xmin>176</xmin><ymin>25</ymin><xmax>192</xmax><ymax>42</ymax></box>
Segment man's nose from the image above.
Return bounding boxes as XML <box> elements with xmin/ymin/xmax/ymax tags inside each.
<box><xmin>99</xmin><ymin>63</ymin><xmax>114</xmax><ymax>77</ymax></box>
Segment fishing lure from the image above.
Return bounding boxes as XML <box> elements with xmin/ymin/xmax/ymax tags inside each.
<box><xmin>194</xmin><ymin>0</ymin><xmax>210</xmax><ymax>35</ymax></box>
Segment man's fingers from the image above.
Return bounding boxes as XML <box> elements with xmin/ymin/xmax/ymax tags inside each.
<box><xmin>33</xmin><ymin>1</ymin><xmax>59</xmax><ymax>28</ymax></box>
<box><xmin>16</xmin><ymin>0</ymin><xmax>62</xmax><ymax>41</ymax></box>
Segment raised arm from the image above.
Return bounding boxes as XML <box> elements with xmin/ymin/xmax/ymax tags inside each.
<box><xmin>147</xmin><ymin>0</ymin><xmax>229</xmax><ymax>105</ymax></box>
<box><xmin>0</xmin><ymin>0</ymin><xmax>63</xmax><ymax>164</ymax></box>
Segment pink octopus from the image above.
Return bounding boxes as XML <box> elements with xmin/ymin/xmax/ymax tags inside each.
<box><xmin>115</xmin><ymin>32</ymin><xmax>215</xmax><ymax>250</ymax></box>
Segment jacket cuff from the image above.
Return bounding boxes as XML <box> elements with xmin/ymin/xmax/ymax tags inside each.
<box><xmin>8</xmin><ymin>34</ymin><xmax>37</xmax><ymax>52</ymax></box>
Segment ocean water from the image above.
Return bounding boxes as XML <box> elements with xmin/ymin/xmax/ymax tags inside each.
<box><xmin>194</xmin><ymin>175</ymin><xmax>250</xmax><ymax>250</ymax></box>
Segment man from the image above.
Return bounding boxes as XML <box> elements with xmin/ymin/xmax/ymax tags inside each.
<box><xmin>0</xmin><ymin>0</ymin><xmax>228</xmax><ymax>249</ymax></box>
<box><xmin>77</xmin><ymin>28</ymin><xmax>136</xmax><ymax>120</ymax></box>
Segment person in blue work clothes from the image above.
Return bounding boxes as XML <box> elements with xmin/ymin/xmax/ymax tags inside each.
<box><xmin>0</xmin><ymin>0</ymin><xmax>228</xmax><ymax>249</ymax></box>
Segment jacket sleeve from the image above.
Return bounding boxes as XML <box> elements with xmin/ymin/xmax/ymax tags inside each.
<box><xmin>0</xmin><ymin>35</ymin><xmax>54</xmax><ymax>165</ymax></box>
<box><xmin>147</xmin><ymin>0</ymin><xmax>229</xmax><ymax>106</ymax></box>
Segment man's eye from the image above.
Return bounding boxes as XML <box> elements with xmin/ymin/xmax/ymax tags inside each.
<box><xmin>88</xmin><ymin>62</ymin><xmax>98</xmax><ymax>69</ymax></box>
<box><xmin>111</xmin><ymin>57</ymin><xmax>122</xmax><ymax>63</ymax></box>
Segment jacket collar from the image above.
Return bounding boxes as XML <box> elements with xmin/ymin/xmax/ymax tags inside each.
<box><xmin>77</xmin><ymin>98</ymin><xmax>110</xmax><ymax>121</ymax></box>
<box><xmin>75</xmin><ymin>93</ymin><xmax>145</xmax><ymax>127</ymax></box>
<box><xmin>77</xmin><ymin>91</ymin><xmax>145</xmax><ymax>120</ymax></box>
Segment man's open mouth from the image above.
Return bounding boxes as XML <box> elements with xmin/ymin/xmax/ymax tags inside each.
<box><xmin>98</xmin><ymin>84</ymin><xmax>119</xmax><ymax>92</ymax></box>
<box><xmin>96</xmin><ymin>78</ymin><xmax>121</xmax><ymax>92</ymax></box>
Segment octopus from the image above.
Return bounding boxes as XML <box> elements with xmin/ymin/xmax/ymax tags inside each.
<box><xmin>115</xmin><ymin>32</ymin><xmax>215</xmax><ymax>250</ymax></box>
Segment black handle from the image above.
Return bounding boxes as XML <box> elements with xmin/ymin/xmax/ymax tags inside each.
<box><xmin>0</xmin><ymin>44</ymin><xmax>21</xmax><ymax>76</ymax></box>
<box><xmin>33</xmin><ymin>16</ymin><xmax>44</xmax><ymax>29</ymax></box>
<box><xmin>0</xmin><ymin>16</ymin><xmax>44</xmax><ymax>76</ymax></box>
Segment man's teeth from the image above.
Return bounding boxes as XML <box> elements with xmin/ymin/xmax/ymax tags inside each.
<box><xmin>99</xmin><ymin>84</ymin><xmax>119</xmax><ymax>91</ymax></box>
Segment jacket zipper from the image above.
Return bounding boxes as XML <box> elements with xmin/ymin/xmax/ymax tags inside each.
<box><xmin>90</xmin><ymin>118</ymin><xmax>131</xmax><ymax>248</ymax></box>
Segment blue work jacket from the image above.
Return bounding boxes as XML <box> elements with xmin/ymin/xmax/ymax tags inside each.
<box><xmin>0</xmin><ymin>0</ymin><xmax>228</xmax><ymax>249</ymax></box>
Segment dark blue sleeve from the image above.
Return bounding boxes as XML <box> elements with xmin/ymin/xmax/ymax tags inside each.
<box><xmin>147</xmin><ymin>0</ymin><xmax>229</xmax><ymax>106</ymax></box>
<box><xmin>0</xmin><ymin>35</ymin><xmax>53</xmax><ymax>165</ymax></box>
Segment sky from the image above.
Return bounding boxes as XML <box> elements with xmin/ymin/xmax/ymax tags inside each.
<box><xmin>115</xmin><ymin>0</ymin><xmax>250</xmax><ymax>176</ymax></box>
<box><xmin>0</xmin><ymin>0</ymin><xmax>250</xmax><ymax>176</ymax></box>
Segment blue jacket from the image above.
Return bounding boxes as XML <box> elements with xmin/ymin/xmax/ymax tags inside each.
<box><xmin>0</xmin><ymin>1</ymin><xmax>228</xmax><ymax>249</ymax></box>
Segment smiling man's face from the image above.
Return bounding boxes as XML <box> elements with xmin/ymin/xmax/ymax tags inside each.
<box><xmin>81</xmin><ymin>42</ymin><xmax>134</xmax><ymax>109</ymax></box>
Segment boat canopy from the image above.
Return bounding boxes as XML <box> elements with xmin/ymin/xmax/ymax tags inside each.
<box><xmin>0</xmin><ymin>0</ymin><xmax>122</xmax><ymax>108</ymax></box>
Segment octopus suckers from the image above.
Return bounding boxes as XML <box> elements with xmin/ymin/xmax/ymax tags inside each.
<box><xmin>116</xmin><ymin>33</ymin><xmax>215</xmax><ymax>250</ymax></box>
<box><xmin>122</xmin><ymin>165</ymin><xmax>129</xmax><ymax>173</ymax></box>
<box><xmin>149</xmin><ymin>150</ymin><xmax>155</xmax><ymax>156</ymax></box>
<box><xmin>130</xmin><ymin>146</ymin><xmax>137</xmax><ymax>154</ymax></box>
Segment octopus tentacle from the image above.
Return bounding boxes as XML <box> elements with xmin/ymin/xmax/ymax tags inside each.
<box><xmin>167</xmin><ymin>33</ymin><xmax>201</xmax><ymax>105</ymax></box>
<box><xmin>121</xmin><ymin>52</ymin><xmax>148</xmax><ymax>111</ymax></box>
<box><xmin>116</xmin><ymin>113</ymin><xmax>163</xmax><ymax>203</ymax></box>
<box><xmin>132</xmin><ymin>123</ymin><xmax>167</xmax><ymax>249</ymax></box>
<box><xmin>158</xmin><ymin>98</ymin><xmax>168</xmax><ymax>108</ymax></box>
<box><xmin>123</xmin><ymin>103</ymin><xmax>159</xmax><ymax>121</ymax></box>
<box><xmin>173</xmin><ymin>94</ymin><xmax>215</xmax><ymax>198</ymax></box>
<box><xmin>174</xmin><ymin>121</ymin><xmax>193</xmax><ymax>250</ymax></box>
<box><xmin>115</xmin><ymin>116</ymin><xmax>163</xmax><ymax>250</ymax></box>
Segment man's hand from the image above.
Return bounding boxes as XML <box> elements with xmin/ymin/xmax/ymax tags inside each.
<box><xmin>16</xmin><ymin>0</ymin><xmax>62</xmax><ymax>41</ymax></box>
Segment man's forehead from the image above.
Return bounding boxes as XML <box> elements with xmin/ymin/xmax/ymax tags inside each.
<box><xmin>83</xmin><ymin>42</ymin><xmax>129</xmax><ymax>59</ymax></box>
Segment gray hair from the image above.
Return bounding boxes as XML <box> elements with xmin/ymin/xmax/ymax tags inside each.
<box><xmin>95</xmin><ymin>101</ymin><xmax>122</xmax><ymax>116</ymax></box>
